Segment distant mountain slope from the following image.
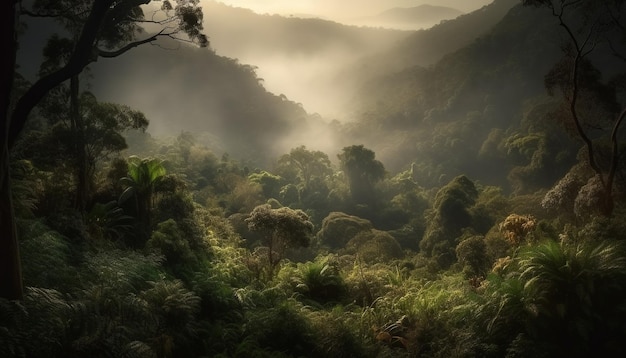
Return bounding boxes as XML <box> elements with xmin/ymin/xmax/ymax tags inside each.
<box><xmin>377</xmin><ymin>5</ymin><xmax>463</xmax><ymax>22</ymax></box>
<box><xmin>89</xmin><ymin>45</ymin><xmax>334</xmax><ymax>166</ymax></box>
<box><xmin>202</xmin><ymin>1</ymin><xmax>408</xmax><ymax>59</ymax></box>
<box><xmin>200</xmin><ymin>1</ymin><xmax>411</xmax><ymax>117</ymax></box>
<box><xmin>346</xmin><ymin>3</ymin><xmax>580</xmax><ymax>188</ymax></box>
<box><xmin>335</xmin><ymin>0</ymin><xmax>518</xmax><ymax>115</ymax></box>
<box><xmin>356</xmin><ymin>4</ymin><xmax>463</xmax><ymax>29</ymax></box>
<box><xmin>347</xmin><ymin>0</ymin><xmax>517</xmax><ymax>76</ymax></box>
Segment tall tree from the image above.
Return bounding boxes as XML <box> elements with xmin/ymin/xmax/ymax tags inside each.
<box><xmin>0</xmin><ymin>0</ymin><xmax>22</xmax><ymax>300</ymax></box>
<box><xmin>1</xmin><ymin>0</ymin><xmax>207</xmax><ymax>299</ymax></box>
<box><xmin>277</xmin><ymin>146</ymin><xmax>332</xmax><ymax>193</ymax></box>
<box><xmin>523</xmin><ymin>0</ymin><xmax>626</xmax><ymax>217</ymax></box>
<box><xmin>246</xmin><ymin>204</ymin><xmax>313</xmax><ymax>278</ymax></box>
<box><xmin>337</xmin><ymin>145</ymin><xmax>386</xmax><ymax>205</ymax></box>
<box><xmin>120</xmin><ymin>156</ymin><xmax>166</xmax><ymax>247</ymax></box>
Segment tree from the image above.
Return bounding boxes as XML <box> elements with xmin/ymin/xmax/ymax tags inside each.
<box><xmin>246</xmin><ymin>204</ymin><xmax>313</xmax><ymax>278</ymax></box>
<box><xmin>0</xmin><ymin>0</ymin><xmax>22</xmax><ymax>300</ymax></box>
<box><xmin>337</xmin><ymin>145</ymin><xmax>386</xmax><ymax>205</ymax></box>
<box><xmin>523</xmin><ymin>0</ymin><xmax>626</xmax><ymax>216</ymax></box>
<box><xmin>1</xmin><ymin>0</ymin><xmax>207</xmax><ymax>299</ymax></box>
<box><xmin>120</xmin><ymin>156</ymin><xmax>166</xmax><ymax>247</ymax></box>
<box><xmin>35</xmin><ymin>90</ymin><xmax>149</xmax><ymax>210</ymax></box>
<box><xmin>276</xmin><ymin>146</ymin><xmax>332</xmax><ymax>194</ymax></box>
<box><xmin>420</xmin><ymin>175</ymin><xmax>479</xmax><ymax>269</ymax></box>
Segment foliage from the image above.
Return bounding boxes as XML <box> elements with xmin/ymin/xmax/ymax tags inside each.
<box><xmin>17</xmin><ymin>220</ymin><xmax>74</xmax><ymax>290</ymax></box>
<box><xmin>517</xmin><ymin>239</ymin><xmax>626</xmax><ymax>357</ymax></box>
<box><xmin>420</xmin><ymin>175</ymin><xmax>479</xmax><ymax>269</ymax></box>
<box><xmin>246</xmin><ymin>204</ymin><xmax>314</xmax><ymax>278</ymax></box>
<box><xmin>119</xmin><ymin>155</ymin><xmax>166</xmax><ymax>247</ymax></box>
<box><xmin>456</xmin><ymin>235</ymin><xmax>490</xmax><ymax>279</ymax></box>
<box><xmin>499</xmin><ymin>214</ymin><xmax>537</xmax><ymax>246</ymax></box>
<box><xmin>338</xmin><ymin>145</ymin><xmax>386</xmax><ymax>206</ymax></box>
<box><xmin>345</xmin><ymin>230</ymin><xmax>404</xmax><ymax>264</ymax></box>
<box><xmin>7</xmin><ymin>1</ymin><xmax>626</xmax><ymax>356</ymax></box>
<box><xmin>317</xmin><ymin>212</ymin><xmax>374</xmax><ymax>250</ymax></box>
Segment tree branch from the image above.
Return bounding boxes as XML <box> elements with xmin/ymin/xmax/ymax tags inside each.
<box><xmin>9</xmin><ymin>0</ymin><xmax>116</xmax><ymax>148</ymax></box>
<box><xmin>607</xmin><ymin>106</ymin><xmax>626</xmax><ymax>198</ymax></box>
<box><xmin>97</xmin><ymin>29</ymin><xmax>164</xmax><ymax>58</ymax></box>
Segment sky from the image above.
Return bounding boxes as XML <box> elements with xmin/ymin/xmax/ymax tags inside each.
<box><xmin>214</xmin><ymin>0</ymin><xmax>495</xmax><ymax>19</ymax></box>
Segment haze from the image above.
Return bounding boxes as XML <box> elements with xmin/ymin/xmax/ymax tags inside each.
<box><xmin>217</xmin><ymin>0</ymin><xmax>494</xmax><ymax>20</ymax></box>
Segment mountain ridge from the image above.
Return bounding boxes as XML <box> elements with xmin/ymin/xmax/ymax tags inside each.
<box><xmin>357</xmin><ymin>4</ymin><xmax>464</xmax><ymax>28</ymax></box>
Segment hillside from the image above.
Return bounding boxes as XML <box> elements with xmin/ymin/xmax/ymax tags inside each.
<box><xmin>90</xmin><ymin>45</ymin><xmax>331</xmax><ymax>166</ymax></box>
<box><xmin>345</xmin><ymin>3</ymin><xmax>577</xmax><ymax>190</ymax></box>
<box><xmin>202</xmin><ymin>1</ymin><xmax>408</xmax><ymax>59</ymax></box>
<box><xmin>336</xmin><ymin>0</ymin><xmax>518</xmax><ymax>114</ymax></box>
<box><xmin>89</xmin><ymin>0</ymin><xmax>525</xmax><ymax>170</ymax></box>
<box><xmin>200</xmin><ymin>1</ymin><xmax>411</xmax><ymax>117</ymax></box>
<box><xmin>355</xmin><ymin>4</ymin><xmax>464</xmax><ymax>29</ymax></box>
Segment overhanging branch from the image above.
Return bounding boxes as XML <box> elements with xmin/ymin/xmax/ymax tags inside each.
<box><xmin>97</xmin><ymin>29</ymin><xmax>164</xmax><ymax>58</ymax></box>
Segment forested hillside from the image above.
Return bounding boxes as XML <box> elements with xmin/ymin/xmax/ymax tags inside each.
<box><xmin>2</xmin><ymin>1</ymin><xmax>626</xmax><ymax>357</ymax></box>
<box><xmin>91</xmin><ymin>44</ymin><xmax>320</xmax><ymax>165</ymax></box>
<box><xmin>347</xmin><ymin>3</ymin><xmax>571</xmax><ymax>187</ymax></box>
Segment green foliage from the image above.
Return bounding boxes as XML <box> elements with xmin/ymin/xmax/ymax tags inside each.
<box><xmin>246</xmin><ymin>204</ymin><xmax>314</xmax><ymax>278</ymax></box>
<box><xmin>338</xmin><ymin>145</ymin><xmax>386</xmax><ymax>205</ymax></box>
<box><xmin>517</xmin><ymin>240</ymin><xmax>626</xmax><ymax>356</ymax></box>
<box><xmin>421</xmin><ymin>175</ymin><xmax>480</xmax><ymax>269</ymax></box>
<box><xmin>248</xmin><ymin>170</ymin><xmax>283</xmax><ymax>199</ymax></box>
<box><xmin>242</xmin><ymin>301</ymin><xmax>317</xmax><ymax>357</ymax></box>
<box><xmin>317</xmin><ymin>212</ymin><xmax>374</xmax><ymax>250</ymax></box>
<box><xmin>86</xmin><ymin>200</ymin><xmax>133</xmax><ymax>241</ymax></box>
<box><xmin>17</xmin><ymin>220</ymin><xmax>74</xmax><ymax>290</ymax></box>
<box><xmin>456</xmin><ymin>235</ymin><xmax>490</xmax><ymax>279</ymax></box>
<box><xmin>345</xmin><ymin>230</ymin><xmax>404</xmax><ymax>264</ymax></box>
<box><xmin>292</xmin><ymin>256</ymin><xmax>346</xmax><ymax>304</ymax></box>
<box><xmin>120</xmin><ymin>155</ymin><xmax>167</xmax><ymax>247</ymax></box>
<box><xmin>148</xmin><ymin>219</ymin><xmax>196</xmax><ymax>269</ymax></box>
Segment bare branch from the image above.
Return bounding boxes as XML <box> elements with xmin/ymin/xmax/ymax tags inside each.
<box><xmin>97</xmin><ymin>29</ymin><xmax>164</xmax><ymax>58</ymax></box>
<box><xmin>607</xmin><ymin>107</ymin><xmax>626</xmax><ymax>194</ymax></box>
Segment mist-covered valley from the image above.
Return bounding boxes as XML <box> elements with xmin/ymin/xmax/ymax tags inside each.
<box><xmin>88</xmin><ymin>0</ymin><xmax>525</xmax><ymax>170</ymax></box>
<box><xmin>4</xmin><ymin>0</ymin><xmax>626</xmax><ymax>357</ymax></box>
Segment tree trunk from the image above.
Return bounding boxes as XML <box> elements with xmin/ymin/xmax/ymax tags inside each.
<box><xmin>0</xmin><ymin>0</ymin><xmax>23</xmax><ymax>300</ymax></box>
<box><xmin>70</xmin><ymin>75</ymin><xmax>89</xmax><ymax>212</ymax></box>
<box><xmin>0</xmin><ymin>148</ymin><xmax>22</xmax><ymax>300</ymax></box>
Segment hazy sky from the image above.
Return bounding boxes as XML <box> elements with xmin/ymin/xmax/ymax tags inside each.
<box><xmin>214</xmin><ymin>0</ymin><xmax>495</xmax><ymax>19</ymax></box>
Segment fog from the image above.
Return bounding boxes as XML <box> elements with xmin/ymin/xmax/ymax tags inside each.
<box><xmin>17</xmin><ymin>0</ymin><xmax>511</xmax><ymax>168</ymax></box>
<box><xmin>217</xmin><ymin>0</ymin><xmax>493</xmax><ymax>19</ymax></box>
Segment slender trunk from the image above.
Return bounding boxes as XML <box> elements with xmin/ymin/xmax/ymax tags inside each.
<box><xmin>601</xmin><ymin>107</ymin><xmax>626</xmax><ymax>217</ymax></box>
<box><xmin>267</xmin><ymin>234</ymin><xmax>275</xmax><ymax>279</ymax></box>
<box><xmin>0</xmin><ymin>146</ymin><xmax>23</xmax><ymax>300</ymax></box>
<box><xmin>70</xmin><ymin>75</ymin><xmax>88</xmax><ymax>212</ymax></box>
<box><xmin>0</xmin><ymin>0</ymin><xmax>23</xmax><ymax>300</ymax></box>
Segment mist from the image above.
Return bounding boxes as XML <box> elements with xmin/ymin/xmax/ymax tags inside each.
<box><xmin>19</xmin><ymin>0</ymin><xmax>519</xmax><ymax>170</ymax></box>
<box><xmin>217</xmin><ymin>0</ymin><xmax>494</xmax><ymax>19</ymax></box>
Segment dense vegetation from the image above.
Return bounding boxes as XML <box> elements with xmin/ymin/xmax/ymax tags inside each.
<box><xmin>2</xmin><ymin>0</ymin><xmax>626</xmax><ymax>357</ymax></box>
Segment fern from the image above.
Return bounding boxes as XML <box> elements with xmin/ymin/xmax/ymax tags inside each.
<box><xmin>18</xmin><ymin>220</ymin><xmax>73</xmax><ymax>290</ymax></box>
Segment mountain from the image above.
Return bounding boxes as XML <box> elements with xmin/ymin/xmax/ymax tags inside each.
<box><xmin>87</xmin><ymin>0</ymin><xmax>524</xmax><ymax>169</ymax></box>
<box><xmin>355</xmin><ymin>4</ymin><xmax>464</xmax><ymax>30</ymax></box>
<box><xmin>200</xmin><ymin>1</ymin><xmax>410</xmax><ymax>117</ymax></box>
<box><xmin>202</xmin><ymin>1</ymin><xmax>407</xmax><ymax>60</ymax></box>
<box><xmin>344</xmin><ymin>2</ymin><xmax>612</xmax><ymax>191</ymax></box>
<box><xmin>89</xmin><ymin>45</ymin><xmax>336</xmax><ymax>166</ymax></box>
<box><xmin>340</xmin><ymin>0</ymin><xmax>519</xmax><ymax>98</ymax></box>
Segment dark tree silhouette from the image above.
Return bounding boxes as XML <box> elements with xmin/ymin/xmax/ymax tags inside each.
<box><xmin>1</xmin><ymin>0</ymin><xmax>207</xmax><ymax>299</ymax></box>
<box><xmin>0</xmin><ymin>0</ymin><xmax>22</xmax><ymax>300</ymax></box>
<box><xmin>338</xmin><ymin>145</ymin><xmax>386</xmax><ymax>205</ymax></box>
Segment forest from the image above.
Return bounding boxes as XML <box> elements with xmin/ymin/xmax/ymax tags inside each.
<box><xmin>1</xmin><ymin>0</ymin><xmax>626</xmax><ymax>357</ymax></box>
